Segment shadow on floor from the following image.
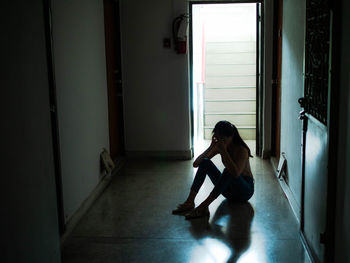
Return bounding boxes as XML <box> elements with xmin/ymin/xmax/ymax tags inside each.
<box><xmin>188</xmin><ymin>200</ymin><xmax>254</xmax><ymax>263</ymax></box>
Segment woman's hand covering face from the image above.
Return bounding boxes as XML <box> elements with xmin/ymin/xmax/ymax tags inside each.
<box><xmin>215</xmin><ymin>139</ymin><xmax>227</xmax><ymax>153</ymax></box>
<box><xmin>212</xmin><ymin>134</ymin><xmax>227</xmax><ymax>153</ymax></box>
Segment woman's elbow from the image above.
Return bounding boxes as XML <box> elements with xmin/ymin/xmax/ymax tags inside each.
<box><xmin>193</xmin><ymin>159</ymin><xmax>201</xmax><ymax>167</ymax></box>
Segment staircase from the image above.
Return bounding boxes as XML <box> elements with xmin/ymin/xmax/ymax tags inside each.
<box><xmin>204</xmin><ymin>41</ymin><xmax>256</xmax><ymax>140</ymax></box>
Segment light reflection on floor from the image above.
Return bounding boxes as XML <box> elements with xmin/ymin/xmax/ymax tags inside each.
<box><xmin>237</xmin><ymin>243</ymin><xmax>267</xmax><ymax>263</ymax></box>
<box><xmin>189</xmin><ymin>238</ymin><xmax>232</xmax><ymax>263</ymax></box>
<box><xmin>62</xmin><ymin>139</ymin><xmax>311</xmax><ymax>263</ymax></box>
<box><xmin>187</xmin><ymin>139</ymin><xmax>308</xmax><ymax>263</ymax></box>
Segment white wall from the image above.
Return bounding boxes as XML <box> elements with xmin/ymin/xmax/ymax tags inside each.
<box><xmin>280</xmin><ymin>0</ymin><xmax>305</xmax><ymax>213</ymax></box>
<box><xmin>120</xmin><ymin>0</ymin><xmax>190</xmax><ymax>156</ymax></box>
<box><xmin>51</xmin><ymin>0</ymin><xmax>110</xmax><ymax>222</ymax></box>
<box><xmin>1</xmin><ymin>1</ymin><xmax>61</xmax><ymax>261</ymax></box>
<box><xmin>120</xmin><ymin>0</ymin><xmax>273</xmax><ymax>157</ymax></box>
<box><xmin>335</xmin><ymin>0</ymin><xmax>350</xmax><ymax>261</ymax></box>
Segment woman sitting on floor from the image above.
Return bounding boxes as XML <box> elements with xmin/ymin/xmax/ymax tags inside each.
<box><xmin>172</xmin><ymin>120</ymin><xmax>254</xmax><ymax>219</ymax></box>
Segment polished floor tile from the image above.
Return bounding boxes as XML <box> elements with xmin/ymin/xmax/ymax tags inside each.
<box><xmin>62</xmin><ymin>141</ymin><xmax>310</xmax><ymax>263</ymax></box>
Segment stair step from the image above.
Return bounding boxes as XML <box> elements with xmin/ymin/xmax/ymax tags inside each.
<box><xmin>206</xmin><ymin>64</ymin><xmax>256</xmax><ymax>75</ymax></box>
<box><xmin>206</xmin><ymin>53</ymin><xmax>256</xmax><ymax>65</ymax></box>
<box><xmin>206</xmin><ymin>76</ymin><xmax>256</xmax><ymax>88</ymax></box>
<box><xmin>205</xmin><ymin>86</ymin><xmax>256</xmax><ymax>89</ymax></box>
<box><xmin>205</xmin><ymin>114</ymin><xmax>256</xmax><ymax>126</ymax></box>
<box><xmin>204</xmin><ymin>126</ymin><xmax>256</xmax><ymax>129</ymax></box>
<box><xmin>205</xmin><ymin>100</ymin><xmax>256</xmax><ymax>112</ymax></box>
<box><xmin>206</xmin><ymin>63</ymin><xmax>256</xmax><ymax>66</ymax></box>
<box><xmin>206</xmin><ymin>51</ymin><xmax>256</xmax><ymax>55</ymax></box>
<box><xmin>204</xmin><ymin>127</ymin><xmax>256</xmax><ymax>140</ymax></box>
<box><xmin>205</xmin><ymin>88</ymin><xmax>256</xmax><ymax>100</ymax></box>
<box><xmin>206</xmin><ymin>42</ymin><xmax>256</xmax><ymax>53</ymax></box>
<box><xmin>205</xmin><ymin>112</ymin><xmax>256</xmax><ymax>115</ymax></box>
<box><xmin>205</xmin><ymin>99</ymin><xmax>256</xmax><ymax>102</ymax></box>
<box><xmin>206</xmin><ymin>74</ymin><xmax>256</xmax><ymax>77</ymax></box>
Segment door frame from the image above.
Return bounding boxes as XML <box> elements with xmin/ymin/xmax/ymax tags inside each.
<box><xmin>189</xmin><ymin>0</ymin><xmax>263</xmax><ymax>154</ymax></box>
<box><xmin>43</xmin><ymin>0</ymin><xmax>65</xmax><ymax>235</ymax></box>
<box><xmin>323</xmin><ymin>1</ymin><xmax>341</xmax><ymax>262</ymax></box>
<box><xmin>271</xmin><ymin>0</ymin><xmax>282</xmax><ymax>161</ymax></box>
<box><xmin>256</xmin><ymin>1</ymin><xmax>264</xmax><ymax>156</ymax></box>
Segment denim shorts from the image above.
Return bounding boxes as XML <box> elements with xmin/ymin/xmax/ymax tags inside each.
<box><xmin>221</xmin><ymin>169</ymin><xmax>254</xmax><ymax>202</ymax></box>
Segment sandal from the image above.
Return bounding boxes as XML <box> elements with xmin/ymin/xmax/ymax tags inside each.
<box><xmin>172</xmin><ymin>202</ymin><xmax>195</xmax><ymax>214</ymax></box>
<box><xmin>185</xmin><ymin>206</ymin><xmax>210</xmax><ymax>220</ymax></box>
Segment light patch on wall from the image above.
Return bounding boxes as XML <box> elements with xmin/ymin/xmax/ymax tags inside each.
<box><xmin>305</xmin><ymin>131</ymin><xmax>322</xmax><ymax>164</ymax></box>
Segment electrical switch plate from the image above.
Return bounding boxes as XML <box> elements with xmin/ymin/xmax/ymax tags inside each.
<box><xmin>163</xmin><ymin>38</ymin><xmax>171</xmax><ymax>48</ymax></box>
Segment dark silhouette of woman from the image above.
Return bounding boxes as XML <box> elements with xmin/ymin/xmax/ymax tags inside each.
<box><xmin>172</xmin><ymin>121</ymin><xmax>254</xmax><ymax>219</ymax></box>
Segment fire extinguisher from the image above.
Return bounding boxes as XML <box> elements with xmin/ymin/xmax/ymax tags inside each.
<box><xmin>172</xmin><ymin>14</ymin><xmax>188</xmax><ymax>54</ymax></box>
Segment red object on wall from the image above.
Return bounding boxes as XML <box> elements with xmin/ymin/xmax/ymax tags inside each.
<box><xmin>176</xmin><ymin>40</ymin><xmax>187</xmax><ymax>54</ymax></box>
<box><xmin>173</xmin><ymin>14</ymin><xmax>188</xmax><ymax>54</ymax></box>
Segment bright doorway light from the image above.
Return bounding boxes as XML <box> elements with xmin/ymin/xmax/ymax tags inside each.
<box><xmin>192</xmin><ymin>3</ymin><xmax>257</xmax><ymax>154</ymax></box>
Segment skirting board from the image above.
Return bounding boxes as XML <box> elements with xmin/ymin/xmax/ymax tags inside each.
<box><xmin>126</xmin><ymin>150</ymin><xmax>193</xmax><ymax>160</ymax></box>
<box><xmin>270</xmin><ymin>157</ymin><xmax>301</xmax><ymax>225</ymax></box>
<box><xmin>271</xmin><ymin>157</ymin><xmax>314</xmax><ymax>263</ymax></box>
<box><xmin>60</xmin><ymin>158</ymin><xmax>126</xmax><ymax>245</ymax></box>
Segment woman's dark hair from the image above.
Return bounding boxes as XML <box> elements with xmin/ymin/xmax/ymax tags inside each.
<box><xmin>212</xmin><ymin>120</ymin><xmax>253</xmax><ymax>157</ymax></box>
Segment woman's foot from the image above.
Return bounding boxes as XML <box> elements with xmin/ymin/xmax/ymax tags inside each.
<box><xmin>172</xmin><ymin>201</ymin><xmax>195</xmax><ymax>214</ymax></box>
<box><xmin>185</xmin><ymin>206</ymin><xmax>210</xmax><ymax>220</ymax></box>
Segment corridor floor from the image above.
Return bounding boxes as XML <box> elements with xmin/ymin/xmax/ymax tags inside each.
<box><xmin>61</xmin><ymin>141</ymin><xmax>311</xmax><ymax>263</ymax></box>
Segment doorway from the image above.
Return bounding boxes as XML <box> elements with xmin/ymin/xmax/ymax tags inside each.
<box><xmin>103</xmin><ymin>0</ymin><xmax>125</xmax><ymax>161</ymax></box>
<box><xmin>190</xmin><ymin>2</ymin><xmax>261</xmax><ymax>155</ymax></box>
<box><xmin>43</xmin><ymin>0</ymin><xmax>65</xmax><ymax>235</ymax></box>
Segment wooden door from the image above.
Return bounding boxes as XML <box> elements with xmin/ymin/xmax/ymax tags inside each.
<box><xmin>103</xmin><ymin>0</ymin><xmax>125</xmax><ymax>160</ymax></box>
<box><xmin>273</xmin><ymin>0</ymin><xmax>283</xmax><ymax>161</ymax></box>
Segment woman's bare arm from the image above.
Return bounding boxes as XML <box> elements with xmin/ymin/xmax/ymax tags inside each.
<box><xmin>193</xmin><ymin>137</ymin><xmax>219</xmax><ymax>167</ymax></box>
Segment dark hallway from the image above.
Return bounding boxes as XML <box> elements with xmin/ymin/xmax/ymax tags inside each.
<box><xmin>2</xmin><ymin>0</ymin><xmax>350</xmax><ymax>262</ymax></box>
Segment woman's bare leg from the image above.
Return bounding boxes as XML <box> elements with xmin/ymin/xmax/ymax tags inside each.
<box><xmin>197</xmin><ymin>193</ymin><xmax>216</xmax><ymax>209</ymax></box>
<box><xmin>185</xmin><ymin>190</ymin><xmax>197</xmax><ymax>204</ymax></box>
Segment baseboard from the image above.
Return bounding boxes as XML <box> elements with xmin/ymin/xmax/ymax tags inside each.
<box><xmin>126</xmin><ymin>150</ymin><xmax>193</xmax><ymax>160</ymax></box>
<box><xmin>300</xmin><ymin>231</ymin><xmax>317</xmax><ymax>263</ymax></box>
<box><xmin>270</xmin><ymin>157</ymin><xmax>301</xmax><ymax>225</ymax></box>
<box><xmin>60</xmin><ymin>157</ymin><xmax>126</xmax><ymax>245</ymax></box>
<box><xmin>271</xmin><ymin>157</ymin><xmax>317</xmax><ymax>262</ymax></box>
